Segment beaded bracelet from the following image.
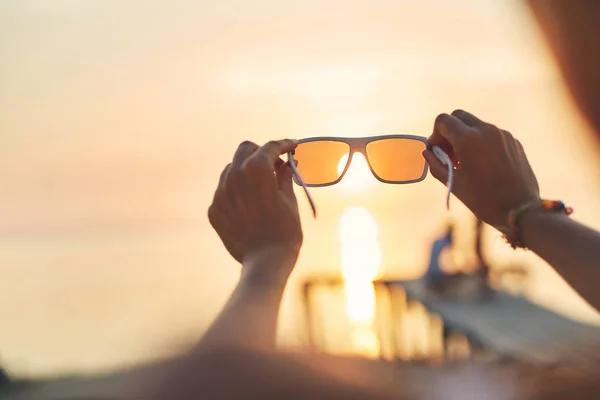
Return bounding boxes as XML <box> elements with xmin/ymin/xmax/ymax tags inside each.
<box><xmin>504</xmin><ymin>199</ymin><xmax>573</xmax><ymax>249</ymax></box>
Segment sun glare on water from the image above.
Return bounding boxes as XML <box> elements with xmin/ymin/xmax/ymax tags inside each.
<box><xmin>339</xmin><ymin>206</ymin><xmax>381</xmax><ymax>357</ymax></box>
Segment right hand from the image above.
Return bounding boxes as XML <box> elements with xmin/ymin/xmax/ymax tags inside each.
<box><xmin>423</xmin><ymin>110</ymin><xmax>541</xmax><ymax>228</ymax></box>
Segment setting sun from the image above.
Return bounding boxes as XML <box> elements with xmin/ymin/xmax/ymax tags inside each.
<box><xmin>337</xmin><ymin>153</ymin><xmax>373</xmax><ymax>193</ymax></box>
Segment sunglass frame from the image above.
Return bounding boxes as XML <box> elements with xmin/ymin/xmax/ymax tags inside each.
<box><xmin>289</xmin><ymin>135</ymin><xmax>429</xmax><ymax>187</ymax></box>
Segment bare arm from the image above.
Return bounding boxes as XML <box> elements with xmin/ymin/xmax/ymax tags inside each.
<box><xmin>147</xmin><ymin>139</ymin><xmax>398</xmax><ymax>399</ymax></box>
<box><xmin>520</xmin><ymin>211</ymin><xmax>600</xmax><ymax>310</ymax></box>
<box><xmin>525</xmin><ymin>0</ymin><xmax>600</xmax><ymax>307</ymax></box>
<box><xmin>197</xmin><ymin>139</ymin><xmax>301</xmax><ymax>351</ymax></box>
<box><xmin>196</xmin><ymin>247</ymin><xmax>295</xmax><ymax>350</ymax></box>
<box><xmin>425</xmin><ymin>110</ymin><xmax>600</xmax><ymax>312</ymax></box>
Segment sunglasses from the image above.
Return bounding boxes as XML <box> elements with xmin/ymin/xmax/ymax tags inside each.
<box><xmin>287</xmin><ymin>135</ymin><xmax>430</xmax><ymax>217</ymax></box>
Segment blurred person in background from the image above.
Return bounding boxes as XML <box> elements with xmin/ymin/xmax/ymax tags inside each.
<box><xmin>147</xmin><ymin>1</ymin><xmax>600</xmax><ymax>398</ymax></box>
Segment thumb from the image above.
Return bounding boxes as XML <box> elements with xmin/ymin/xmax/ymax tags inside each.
<box><xmin>423</xmin><ymin>150</ymin><xmax>449</xmax><ymax>185</ymax></box>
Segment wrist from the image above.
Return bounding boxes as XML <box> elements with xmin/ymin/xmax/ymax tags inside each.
<box><xmin>241</xmin><ymin>245</ymin><xmax>299</xmax><ymax>286</ymax></box>
<box><xmin>503</xmin><ymin>198</ymin><xmax>573</xmax><ymax>249</ymax></box>
<box><xmin>519</xmin><ymin>207</ymin><xmax>569</xmax><ymax>232</ymax></box>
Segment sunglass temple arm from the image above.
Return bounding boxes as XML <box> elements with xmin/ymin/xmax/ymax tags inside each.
<box><xmin>287</xmin><ymin>151</ymin><xmax>317</xmax><ymax>218</ymax></box>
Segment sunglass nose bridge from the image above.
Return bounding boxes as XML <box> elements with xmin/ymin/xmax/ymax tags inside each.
<box><xmin>346</xmin><ymin>145</ymin><xmax>367</xmax><ymax>166</ymax></box>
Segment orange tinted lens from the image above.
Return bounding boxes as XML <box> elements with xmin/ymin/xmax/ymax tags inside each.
<box><xmin>293</xmin><ymin>141</ymin><xmax>350</xmax><ymax>185</ymax></box>
<box><xmin>366</xmin><ymin>138</ymin><xmax>427</xmax><ymax>182</ymax></box>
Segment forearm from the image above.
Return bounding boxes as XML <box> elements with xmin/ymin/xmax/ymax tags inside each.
<box><xmin>521</xmin><ymin>211</ymin><xmax>600</xmax><ymax>310</ymax></box>
<box><xmin>197</xmin><ymin>275</ymin><xmax>286</xmax><ymax>350</ymax></box>
<box><xmin>196</xmin><ymin>247</ymin><xmax>297</xmax><ymax>350</ymax></box>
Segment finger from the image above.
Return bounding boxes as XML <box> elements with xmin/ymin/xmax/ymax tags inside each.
<box><xmin>428</xmin><ymin>113</ymin><xmax>470</xmax><ymax>151</ymax></box>
<box><xmin>451</xmin><ymin>109</ymin><xmax>485</xmax><ymax>128</ymax></box>
<box><xmin>232</xmin><ymin>141</ymin><xmax>259</xmax><ymax>168</ymax></box>
<box><xmin>210</xmin><ymin>164</ymin><xmax>231</xmax><ymax>211</ymax></box>
<box><xmin>275</xmin><ymin>157</ymin><xmax>285</xmax><ymax>170</ymax></box>
<box><xmin>218</xmin><ymin>163</ymin><xmax>231</xmax><ymax>190</ymax></box>
<box><xmin>423</xmin><ymin>150</ymin><xmax>449</xmax><ymax>184</ymax></box>
<box><xmin>254</xmin><ymin>139</ymin><xmax>298</xmax><ymax>166</ymax></box>
<box><xmin>276</xmin><ymin>160</ymin><xmax>296</xmax><ymax>199</ymax></box>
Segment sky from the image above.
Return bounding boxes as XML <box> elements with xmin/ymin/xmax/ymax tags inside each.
<box><xmin>2</xmin><ymin>0</ymin><xmax>600</xmax><ymax>377</ymax></box>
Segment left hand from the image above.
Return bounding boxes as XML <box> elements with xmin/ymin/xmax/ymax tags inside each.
<box><xmin>208</xmin><ymin>139</ymin><xmax>303</xmax><ymax>266</ymax></box>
